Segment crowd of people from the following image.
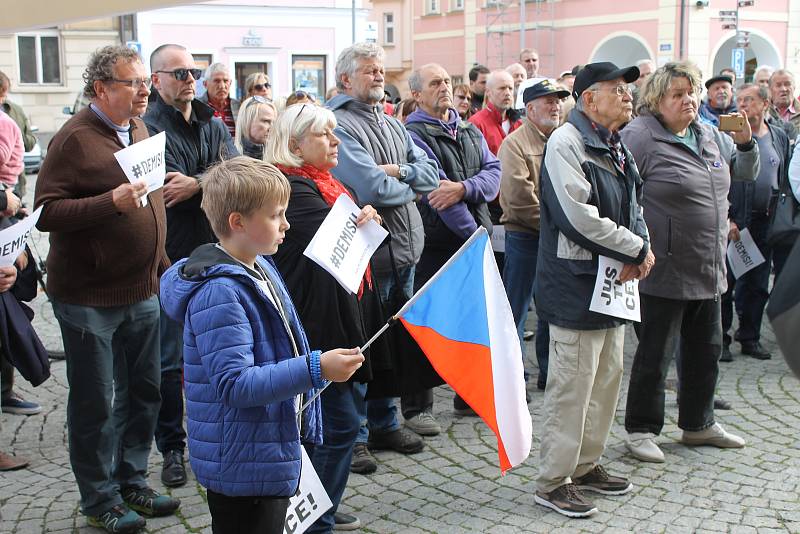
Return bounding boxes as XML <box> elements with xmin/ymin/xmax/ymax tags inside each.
<box><xmin>0</xmin><ymin>39</ymin><xmax>797</xmax><ymax>534</ymax></box>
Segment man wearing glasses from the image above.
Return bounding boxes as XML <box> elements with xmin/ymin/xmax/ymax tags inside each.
<box><xmin>198</xmin><ymin>62</ymin><xmax>239</xmax><ymax>138</ymax></box>
<box><xmin>143</xmin><ymin>43</ymin><xmax>238</xmax><ymax>491</ymax></box>
<box><xmin>34</xmin><ymin>45</ymin><xmax>179</xmax><ymax>533</ymax></box>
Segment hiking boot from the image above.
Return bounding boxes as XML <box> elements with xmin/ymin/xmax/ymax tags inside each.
<box><xmin>573</xmin><ymin>465</ymin><xmax>633</xmax><ymax>495</ymax></box>
<box><xmin>333</xmin><ymin>512</ymin><xmax>361</xmax><ymax>531</ymax></box>
<box><xmin>368</xmin><ymin>427</ymin><xmax>424</xmax><ymax>454</ymax></box>
<box><xmin>86</xmin><ymin>504</ymin><xmax>146</xmax><ymax>533</ymax></box>
<box><xmin>626</xmin><ymin>432</ymin><xmax>665</xmax><ymax>463</ymax></box>
<box><xmin>534</xmin><ymin>483</ymin><xmax>597</xmax><ymax>518</ymax></box>
<box><xmin>0</xmin><ymin>451</ymin><xmax>29</xmax><ymax>471</ymax></box>
<box><xmin>121</xmin><ymin>486</ymin><xmax>180</xmax><ymax>517</ymax></box>
<box><xmin>350</xmin><ymin>443</ymin><xmax>377</xmax><ymax>474</ymax></box>
<box><xmin>682</xmin><ymin>423</ymin><xmax>746</xmax><ymax>448</ymax></box>
<box><xmin>404</xmin><ymin>411</ymin><xmax>441</xmax><ymax>436</ymax></box>
<box><xmin>741</xmin><ymin>341</ymin><xmax>771</xmax><ymax>360</ymax></box>
<box><xmin>161</xmin><ymin>449</ymin><xmax>187</xmax><ymax>487</ymax></box>
<box><xmin>1</xmin><ymin>393</ymin><xmax>42</xmax><ymax>415</ymax></box>
<box><xmin>453</xmin><ymin>395</ymin><xmax>479</xmax><ymax>417</ymax></box>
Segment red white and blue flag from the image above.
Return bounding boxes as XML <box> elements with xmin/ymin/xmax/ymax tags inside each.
<box><xmin>396</xmin><ymin>227</ymin><xmax>532</xmax><ymax>473</ymax></box>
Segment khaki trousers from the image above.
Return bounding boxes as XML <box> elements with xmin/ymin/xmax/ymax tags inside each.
<box><xmin>536</xmin><ymin>324</ymin><xmax>625</xmax><ymax>492</ymax></box>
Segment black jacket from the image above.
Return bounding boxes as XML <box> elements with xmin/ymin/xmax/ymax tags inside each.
<box><xmin>142</xmin><ymin>92</ymin><xmax>239</xmax><ymax>262</ymax></box>
<box><xmin>729</xmin><ymin>121</ymin><xmax>791</xmax><ymax>229</ymax></box>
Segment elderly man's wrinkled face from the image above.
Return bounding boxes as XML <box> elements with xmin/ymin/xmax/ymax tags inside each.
<box><xmin>205</xmin><ymin>71</ymin><xmax>231</xmax><ymax>102</ymax></box>
<box><xmin>770</xmin><ymin>73</ymin><xmax>795</xmax><ymax>109</ymax></box>
<box><xmin>96</xmin><ymin>59</ymin><xmax>151</xmax><ymax>123</ymax></box>
<box><xmin>153</xmin><ymin>48</ymin><xmax>197</xmax><ymax>107</ymax></box>
<box><xmin>507</xmin><ymin>64</ymin><xmax>527</xmax><ymax>93</ymax></box>
<box><xmin>707</xmin><ymin>80</ymin><xmax>733</xmax><ymax>110</ymax></box>
<box><xmin>586</xmin><ymin>77</ymin><xmax>633</xmax><ymax>130</ymax></box>
<box><xmin>755</xmin><ymin>70</ymin><xmax>772</xmax><ymax>89</ymax></box>
<box><xmin>736</xmin><ymin>85</ymin><xmax>769</xmax><ymax>127</ymax></box>
<box><xmin>414</xmin><ymin>64</ymin><xmax>453</xmax><ymax>118</ymax></box>
<box><xmin>487</xmin><ymin>72</ymin><xmax>515</xmax><ymax>111</ymax></box>
<box><xmin>657</xmin><ymin>76</ymin><xmax>698</xmax><ymax>133</ymax></box>
<box><xmin>527</xmin><ymin>94</ymin><xmax>562</xmax><ymax>133</ymax></box>
<box><xmin>344</xmin><ymin>58</ymin><xmax>385</xmax><ymax>105</ymax></box>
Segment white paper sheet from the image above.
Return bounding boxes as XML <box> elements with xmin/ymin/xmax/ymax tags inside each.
<box><xmin>283</xmin><ymin>447</ymin><xmax>332</xmax><ymax>534</ymax></box>
<box><xmin>113</xmin><ymin>131</ymin><xmax>167</xmax><ymax>206</ymax></box>
<box><xmin>589</xmin><ymin>255</ymin><xmax>641</xmax><ymax>322</ymax></box>
<box><xmin>0</xmin><ymin>206</ymin><xmax>42</xmax><ymax>267</ymax></box>
<box><xmin>726</xmin><ymin>228</ymin><xmax>766</xmax><ymax>279</ymax></box>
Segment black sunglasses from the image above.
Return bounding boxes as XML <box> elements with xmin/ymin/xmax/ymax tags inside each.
<box><xmin>155</xmin><ymin>68</ymin><xmax>203</xmax><ymax>81</ymax></box>
<box><xmin>254</xmin><ymin>83</ymin><xmax>272</xmax><ymax>91</ymax></box>
<box><xmin>293</xmin><ymin>90</ymin><xmax>316</xmax><ymax>102</ymax></box>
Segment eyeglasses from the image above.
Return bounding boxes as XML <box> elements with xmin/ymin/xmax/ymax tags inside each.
<box><xmin>602</xmin><ymin>84</ymin><xmax>633</xmax><ymax>97</ymax></box>
<box><xmin>293</xmin><ymin>91</ymin><xmax>316</xmax><ymax>102</ymax></box>
<box><xmin>154</xmin><ymin>68</ymin><xmax>203</xmax><ymax>81</ymax></box>
<box><xmin>245</xmin><ymin>95</ymin><xmax>270</xmax><ymax>109</ymax></box>
<box><xmin>254</xmin><ymin>83</ymin><xmax>271</xmax><ymax>91</ymax></box>
<box><xmin>110</xmin><ymin>77</ymin><xmax>152</xmax><ymax>89</ymax></box>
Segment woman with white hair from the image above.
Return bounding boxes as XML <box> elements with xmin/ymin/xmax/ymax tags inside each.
<box><xmin>234</xmin><ymin>96</ymin><xmax>276</xmax><ymax>160</ymax></box>
<box><xmin>266</xmin><ymin>103</ymin><xmax>390</xmax><ymax>533</ymax></box>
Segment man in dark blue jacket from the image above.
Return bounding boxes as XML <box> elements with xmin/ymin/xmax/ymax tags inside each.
<box><xmin>725</xmin><ymin>83</ymin><xmax>792</xmax><ymax>360</ymax></box>
<box><xmin>143</xmin><ymin>43</ymin><xmax>238</xmax><ymax>488</ymax></box>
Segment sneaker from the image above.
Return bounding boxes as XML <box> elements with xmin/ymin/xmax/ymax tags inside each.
<box><xmin>368</xmin><ymin>427</ymin><xmax>424</xmax><ymax>454</ymax></box>
<box><xmin>453</xmin><ymin>395</ymin><xmax>479</xmax><ymax>417</ymax></box>
<box><xmin>714</xmin><ymin>397</ymin><xmax>732</xmax><ymax>410</ymax></box>
<box><xmin>350</xmin><ymin>443</ymin><xmax>377</xmax><ymax>474</ymax></box>
<box><xmin>741</xmin><ymin>341</ymin><xmax>771</xmax><ymax>360</ymax></box>
<box><xmin>626</xmin><ymin>432</ymin><xmax>665</xmax><ymax>463</ymax></box>
<box><xmin>161</xmin><ymin>449</ymin><xmax>187</xmax><ymax>487</ymax></box>
<box><xmin>682</xmin><ymin>423</ymin><xmax>746</xmax><ymax>448</ymax></box>
<box><xmin>1</xmin><ymin>393</ymin><xmax>42</xmax><ymax>415</ymax></box>
<box><xmin>404</xmin><ymin>412</ymin><xmax>441</xmax><ymax>436</ymax></box>
<box><xmin>333</xmin><ymin>512</ymin><xmax>361</xmax><ymax>531</ymax></box>
<box><xmin>86</xmin><ymin>504</ymin><xmax>146</xmax><ymax>534</ymax></box>
<box><xmin>534</xmin><ymin>483</ymin><xmax>597</xmax><ymax>518</ymax></box>
<box><xmin>523</xmin><ymin>330</ymin><xmax>535</xmax><ymax>340</ymax></box>
<box><xmin>122</xmin><ymin>486</ymin><xmax>180</xmax><ymax>517</ymax></box>
<box><xmin>573</xmin><ymin>465</ymin><xmax>633</xmax><ymax>495</ymax></box>
<box><xmin>0</xmin><ymin>451</ymin><xmax>29</xmax><ymax>471</ymax></box>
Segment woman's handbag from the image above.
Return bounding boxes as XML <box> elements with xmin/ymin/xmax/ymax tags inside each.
<box><xmin>767</xmin><ymin>177</ymin><xmax>800</xmax><ymax>247</ymax></box>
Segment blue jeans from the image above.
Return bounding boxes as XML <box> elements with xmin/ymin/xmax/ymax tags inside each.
<box><xmin>354</xmin><ymin>268</ymin><xmax>410</xmax><ymax>444</ymax></box>
<box><xmin>306</xmin><ymin>383</ymin><xmax>362</xmax><ymax>534</ymax></box>
<box><xmin>155</xmin><ymin>311</ymin><xmax>186</xmax><ymax>454</ymax></box>
<box><xmin>52</xmin><ymin>296</ymin><xmax>161</xmax><ymax>516</ymax></box>
<box><xmin>502</xmin><ymin>230</ymin><xmax>549</xmax><ymax>386</ymax></box>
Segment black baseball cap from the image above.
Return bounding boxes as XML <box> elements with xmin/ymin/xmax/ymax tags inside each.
<box><xmin>523</xmin><ymin>79</ymin><xmax>571</xmax><ymax>104</ymax></box>
<box><xmin>705</xmin><ymin>75</ymin><xmax>733</xmax><ymax>89</ymax></box>
<box><xmin>573</xmin><ymin>62</ymin><xmax>640</xmax><ymax>100</ymax></box>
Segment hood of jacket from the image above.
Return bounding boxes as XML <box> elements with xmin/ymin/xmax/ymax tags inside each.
<box><xmin>405</xmin><ymin>107</ymin><xmax>460</xmax><ymax>132</ymax></box>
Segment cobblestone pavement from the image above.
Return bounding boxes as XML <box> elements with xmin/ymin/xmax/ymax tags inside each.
<box><xmin>1</xmin><ymin>180</ymin><xmax>798</xmax><ymax>533</ymax></box>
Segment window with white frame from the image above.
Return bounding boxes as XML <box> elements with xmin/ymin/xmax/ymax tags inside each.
<box><xmin>383</xmin><ymin>12</ymin><xmax>395</xmax><ymax>45</ymax></box>
<box><xmin>452</xmin><ymin>0</ymin><xmax>465</xmax><ymax>10</ymax></box>
<box><xmin>17</xmin><ymin>31</ymin><xmax>62</xmax><ymax>85</ymax></box>
<box><xmin>426</xmin><ymin>0</ymin><xmax>440</xmax><ymax>14</ymax></box>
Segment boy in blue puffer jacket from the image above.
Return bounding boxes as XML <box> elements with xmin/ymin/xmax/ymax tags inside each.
<box><xmin>160</xmin><ymin>157</ymin><xmax>364</xmax><ymax>534</ymax></box>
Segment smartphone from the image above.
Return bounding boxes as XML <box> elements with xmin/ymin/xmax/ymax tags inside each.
<box><xmin>719</xmin><ymin>114</ymin><xmax>745</xmax><ymax>132</ymax></box>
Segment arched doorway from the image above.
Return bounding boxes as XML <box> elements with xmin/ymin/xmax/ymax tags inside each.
<box><xmin>711</xmin><ymin>31</ymin><xmax>781</xmax><ymax>83</ymax></box>
<box><xmin>590</xmin><ymin>33</ymin><xmax>653</xmax><ymax>68</ymax></box>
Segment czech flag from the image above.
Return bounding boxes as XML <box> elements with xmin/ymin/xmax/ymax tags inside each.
<box><xmin>395</xmin><ymin>227</ymin><xmax>532</xmax><ymax>473</ymax></box>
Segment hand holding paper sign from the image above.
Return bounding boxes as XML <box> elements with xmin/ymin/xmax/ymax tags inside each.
<box><xmin>112</xmin><ymin>180</ymin><xmax>148</xmax><ymax>212</ymax></box>
<box><xmin>113</xmin><ymin>131</ymin><xmax>167</xmax><ymax>207</ymax></box>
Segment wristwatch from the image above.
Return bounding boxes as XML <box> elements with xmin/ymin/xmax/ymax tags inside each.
<box><xmin>398</xmin><ymin>164</ymin><xmax>408</xmax><ymax>179</ymax></box>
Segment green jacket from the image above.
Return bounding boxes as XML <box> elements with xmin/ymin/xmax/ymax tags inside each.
<box><xmin>2</xmin><ymin>100</ymin><xmax>36</xmax><ymax>152</ymax></box>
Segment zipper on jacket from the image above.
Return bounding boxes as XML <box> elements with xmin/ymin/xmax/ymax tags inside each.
<box><xmin>706</xmin><ymin>162</ymin><xmax>721</xmax><ymax>302</ymax></box>
<box><xmin>666</xmin><ymin>217</ymin><xmax>673</xmax><ymax>256</ymax></box>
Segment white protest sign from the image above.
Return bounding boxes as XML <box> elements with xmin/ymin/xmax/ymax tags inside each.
<box><xmin>0</xmin><ymin>207</ymin><xmax>42</xmax><ymax>268</ymax></box>
<box><xmin>490</xmin><ymin>224</ymin><xmax>505</xmax><ymax>253</ymax></box>
<box><xmin>283</xmin><ymin>447</ymin><xmax>332</xmax><ymax>534</ymax></box>
<box><xmin>726</xmin><ymin>228</ymin><xmax>766</xmax><ymax>279</ymax></box>
<box><xmin>589</xmin><ymin>255</ymin><xmax>641</xmax><ymax>322</ymax></box>
<box><xmin>303</xmin><ymin>194</ymin><xmax>388</xmax><ymax>294</ymax></box>
<box><xmin>113</xmin><ymin>131</ymin><xmax>166</xmax><ymax>206</ymax></box>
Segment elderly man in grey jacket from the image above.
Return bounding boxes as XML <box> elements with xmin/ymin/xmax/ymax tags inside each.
<box><xmin>621</xmin><ymin>61</ymin><xmax>757</xmax><ymax>464</ymax></box>
<box><xmin>326</xmin><ymin>42</ymin><xmax>440</xmax><ymax>476</ymax></box>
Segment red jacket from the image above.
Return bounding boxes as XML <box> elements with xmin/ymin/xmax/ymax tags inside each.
<box><xmin>468</xmin><ymin>101</ymin><xmax>521</xmax><ymax>155</ymax></box>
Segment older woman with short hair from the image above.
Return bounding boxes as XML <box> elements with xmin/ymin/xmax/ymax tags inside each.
<box><xmin>620</xmin><ymin>61</ymin><xmax>756</xmax><ymax>463</ymax></box>
<box><xmin>265</xmin><ymin>103</ymin><xmax>389</xmax><ymax>533</ymax></box>
<box><xmin>244</xmin><ymin>72</ymin><xmax>272</xmax><ymax>100</ymax></box>
<box><xmin>234</xmin><ymin>96</ymin><xmax>277</xmax><ymax>159</ymax></box>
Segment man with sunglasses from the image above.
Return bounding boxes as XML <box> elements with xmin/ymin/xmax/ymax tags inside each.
<box><xmin>198</xmin><ymin>62</ymin><xmax>239</xmax><ymax>139</ymax></box>
<box><xmin>34</xmin><ymin>45</ymin><xmax>179</xmax><ymax>533</ymax></box>
<box><xmin>144</xmin><ymin>43</ymin><xmax>238</xmax><ymax>491</ymax></box>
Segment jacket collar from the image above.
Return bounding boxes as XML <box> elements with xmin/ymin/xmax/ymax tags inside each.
<box><xmin>567</xmin><ymin>108</ymin><xmax>615</xmax><ymax>153</ymax></box>
<box><xmin>522</xmin><ymin>117</ymin><xmax>550</xmax><ymax>143</ymax></box>
<box><xmin>152</xmin><ymin>90</ymin><xmax>215</xmax><ymax>125</ymax></box>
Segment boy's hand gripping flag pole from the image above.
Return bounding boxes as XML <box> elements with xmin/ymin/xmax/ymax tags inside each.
<box><xmin>301</xmin><ymin>227</ymin><xmax>532</xmax><ymax>473</ymax></box>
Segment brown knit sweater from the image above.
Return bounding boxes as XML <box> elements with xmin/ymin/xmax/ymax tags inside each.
<box><xmin>34</xmin><ymin>108</ymin><xmax>169</xmax><ymax>307</ymax></box>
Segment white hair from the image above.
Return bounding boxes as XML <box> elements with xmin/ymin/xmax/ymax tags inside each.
<box><xmin>335</xmin><ymin>42</ymin><xmax>385</xmax><ymax>90</ymax></box>
<box><xmin>636</xmin><ymin>59</ymin><xmax>655</xmax><ymax>69</ymax></box>
<box><xmin>235</xmin><ymin>97</ymin><xmax>277</xmax><ymax>153</ymax></box>
<box><xmin>755</xmin><ymin>65</ymin><xmax>775</xmax><ymax>78</ymax></box>
<box><xmin>264</xmin><ymin>103</ymin><xmax>337</xmax><ymax>167</ymax></box>
<box><xmin>204</xmin><ymin>62</ymin><xmax>228</xmax><ymax>79</ymax></box>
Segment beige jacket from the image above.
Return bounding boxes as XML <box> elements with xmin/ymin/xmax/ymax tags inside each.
<box><xmin>498</xmin><ymin>118</ymin><xmax>548</xmax><ymax>233</ymax></box>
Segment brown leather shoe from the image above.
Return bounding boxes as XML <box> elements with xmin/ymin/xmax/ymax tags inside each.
<box><xmin>0</xmin><ymin>451</ymin><xmax>29</xmax><ymax>471</ymax></box>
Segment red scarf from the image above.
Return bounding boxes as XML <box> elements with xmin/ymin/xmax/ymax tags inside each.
<box><xmin>277</xmin><ymin>163</ymin><xmax>373</xmax><ymax>298</ymax></box>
